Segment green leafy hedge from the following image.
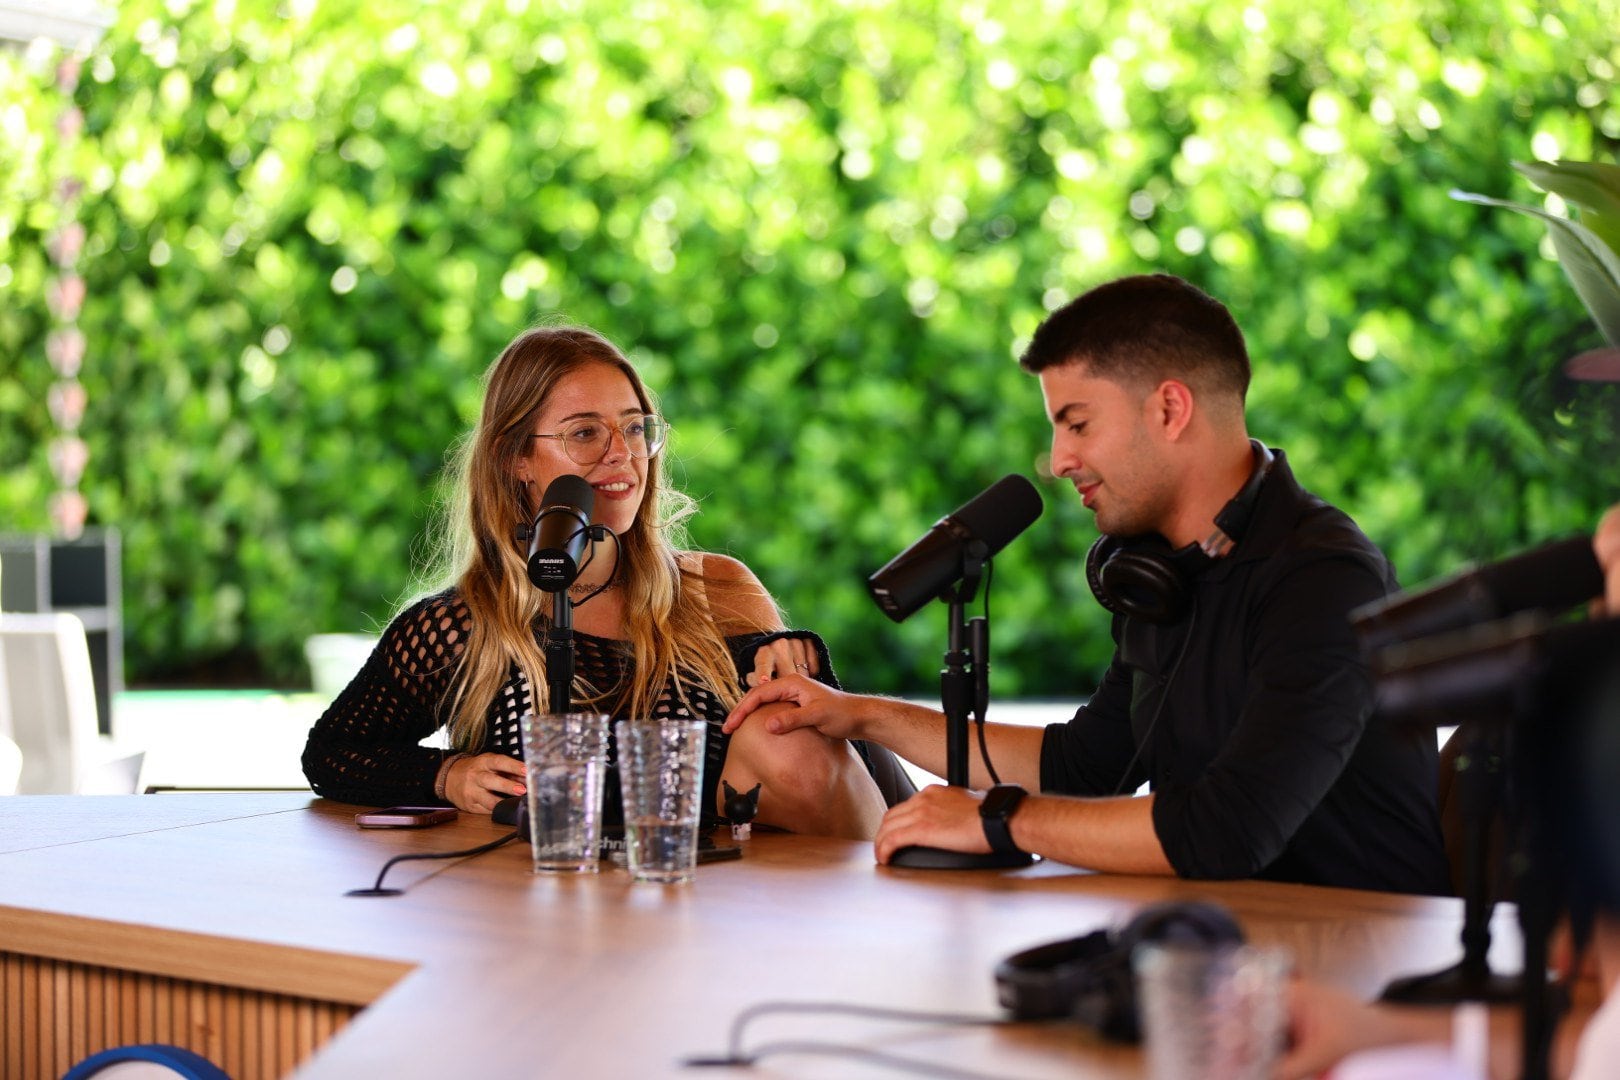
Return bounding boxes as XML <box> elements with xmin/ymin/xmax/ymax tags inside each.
<box><xmin>1</xmin><ymin>0</ymin><xmax>1617</xmax><ymax>694</ymax></box>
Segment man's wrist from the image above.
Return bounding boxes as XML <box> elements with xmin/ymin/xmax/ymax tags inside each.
<box><xmin>979</xmin><ymin>784</ymin><xmax>1029</xmax><ymax>855</ymax></box>
<box><xmin>858</xmin><ymin>695</ymin><xmax>923</xmax><ymax>743</ymax></box>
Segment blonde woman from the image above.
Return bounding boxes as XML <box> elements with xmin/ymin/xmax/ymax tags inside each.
<box><xmin>302</xmin><ymin>326</ymin><xmax>900</xmax><ymax>838</ymax></box>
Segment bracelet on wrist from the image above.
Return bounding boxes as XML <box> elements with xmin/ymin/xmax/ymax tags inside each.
<box><xmin>433</xmin><ymin>752</ymin><xmax>467</xmax><ymax>801</ymax></box>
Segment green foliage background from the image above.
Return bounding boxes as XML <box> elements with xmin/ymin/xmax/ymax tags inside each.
<box><xmin>2</xmin><ymin>0</ymin><xmax>1618</xmax><ymax>695</ymax></box>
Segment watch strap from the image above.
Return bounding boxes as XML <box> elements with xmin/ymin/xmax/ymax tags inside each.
<box><xmin>980</xmin><ymin>784</ymin><xmax>1027</xmax><ymax>855</ymax></box>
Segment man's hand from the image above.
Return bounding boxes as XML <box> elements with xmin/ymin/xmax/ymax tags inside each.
<box><xmin>445</xmin><ymin>752</ymin><xmax>527</xmax><ymax>814</ymax></box>
<box><xmin>727</xmin><ymin>684</ymin><xmax>964</xmax><ymax>794</ymax></box>
<box><xmin>723</xmin><ymin>675</ymin><xmax>864</xmax><ymax>741</ymax></box>
<box><xmin>873</xmin><ymin>784</ymin><xmax>992</xmax><ymax>864</ymax></box>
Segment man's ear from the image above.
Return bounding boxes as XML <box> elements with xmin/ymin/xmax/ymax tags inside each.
<box><xmin>1146</xmin><ymin>379</ymin><xmax>1195</xmax><ymax>441</ymax></box>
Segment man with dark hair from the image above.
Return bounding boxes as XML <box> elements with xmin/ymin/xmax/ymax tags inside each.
<box><xmin>728</xmin><ymin>272</ymin><xmax>1449</xmax><ymax>894</ymax></box>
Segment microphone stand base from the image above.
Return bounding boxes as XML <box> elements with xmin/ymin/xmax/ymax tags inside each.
<box><xmin>1379</xmin><ymin>958</ymin><xmax>1522</xmax><ymax>1005</ymax></box>
<box><xmin>888</xmin><ymin>844</ymin><xmax>1036</xmax><ymax>870</ymax></box>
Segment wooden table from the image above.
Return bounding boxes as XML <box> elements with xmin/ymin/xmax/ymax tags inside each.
<box><xmin>0</xmin><ymin>794</ymin><xmax>1519</xmax><ymax>1079</ymax></box>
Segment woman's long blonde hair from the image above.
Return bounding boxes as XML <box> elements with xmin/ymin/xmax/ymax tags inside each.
<box><xmin>420</xmin><ymin>326</ymin><xmax>760</xmax><ymax>749</ymax></box>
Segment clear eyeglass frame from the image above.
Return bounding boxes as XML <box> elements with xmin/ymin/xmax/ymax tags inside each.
<box><xmin>529</xmin><ymin>414</ymin><xmax>669</xmax><ymax>466</ymax></box>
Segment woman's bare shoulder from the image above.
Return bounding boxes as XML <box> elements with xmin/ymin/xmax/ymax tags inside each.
<box><xmin>680</xmin><ymin>551</ymin><xmax>783</xmax><ymax>633</ymax></box>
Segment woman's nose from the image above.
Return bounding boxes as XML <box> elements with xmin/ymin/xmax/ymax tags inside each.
<box><xmin>600</xmin><ymin>424</ymin><xmax>630</xmax><ymax>462</ymax></box>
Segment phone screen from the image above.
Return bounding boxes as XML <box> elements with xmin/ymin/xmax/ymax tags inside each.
<box><xmin>355</xmin><ymin>806</ymin><xmax>458</xmax><ymax>828</ymax></box>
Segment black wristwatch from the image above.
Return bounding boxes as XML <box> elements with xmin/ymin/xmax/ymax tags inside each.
<box><xmin>979</xmin><ymin>784</ymin><xmax>1028</xmax><ymax>855</ymax></box>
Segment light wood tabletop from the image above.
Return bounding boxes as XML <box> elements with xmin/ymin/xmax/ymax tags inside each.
<box><xmin>0</xmin><ymin>793</ymin><xmax>1519</xmax><ymax>1079</ymax></box>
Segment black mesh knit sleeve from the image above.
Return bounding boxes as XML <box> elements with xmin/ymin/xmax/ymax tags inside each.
<box><xmin>300</xmin><ymin>592</ymin><xmax>472</xmax><ymax>807</ymax></box>
<box><xmin>726</xmin><ymin>629</ymin><xmax>841</xmax><ymax>690</ymax></box>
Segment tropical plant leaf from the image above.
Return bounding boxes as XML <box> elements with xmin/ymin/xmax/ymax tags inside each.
<box><xmin>1450</xmin><ymin>189</ymin><xmax>1620</xmax><ymax>347</ymax></box>
<box><xmin>1514</xmin><ymin>160</ymin><xmax>1620</xmax><ymax>217</ymax></box>
<box><xmin>1576</xmin><ymin>212</ymin><xmax>1620</xmax><ymax>264</ymax></box>
<box><xmin>1513</xmin><ymin>160</ymin><xmax>1620</xmax><ymax>254</ymax></box>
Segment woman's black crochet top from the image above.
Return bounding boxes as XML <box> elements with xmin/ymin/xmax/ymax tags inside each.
<box><xmin>300</xmin><ymin>590</ymin><xmax>824</xmax><ymax>821</ymax></box>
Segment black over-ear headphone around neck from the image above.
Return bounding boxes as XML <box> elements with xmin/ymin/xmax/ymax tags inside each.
<box><xmin>1086</xmin><ymin>440</ymin><xmax>1274</xmax><ymax>624</ymax></box>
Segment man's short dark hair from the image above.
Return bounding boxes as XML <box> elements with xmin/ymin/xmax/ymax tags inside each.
<box><xmin>1018</xmin><ymin>274</ymin><xmax>1251</xmax><ymax>403</ymax></box>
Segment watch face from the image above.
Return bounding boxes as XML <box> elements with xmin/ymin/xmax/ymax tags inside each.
<box><xmin>981</xmin><ymin>785</ymin><xmax>1025</xmax><ymax>817</ymax></box>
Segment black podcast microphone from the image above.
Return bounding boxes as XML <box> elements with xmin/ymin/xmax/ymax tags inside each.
<box><xmin>1351</xmin><ymin>535</ymin><xmax>1604</xmax><ymax>656</ymax></box>
<box><xmin>526</xmin><ymin>475</ymin><xmax>595</xmax><ymax>592</ymax></box>
<box><xmin>866</xmin><ymin>474</ymin><xmax>1044</xmax><ymax>622</ymax></box>
<box><xmin>1371</xmin><ymin>611</ymin><xmax>1620</xmax><ymax>723</ymax></box>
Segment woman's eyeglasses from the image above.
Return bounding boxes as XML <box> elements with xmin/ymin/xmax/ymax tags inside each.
<box><xmin>529</xmin><ymin>414</ymin><xmax>669</xmax><ymax>466</ymax></box>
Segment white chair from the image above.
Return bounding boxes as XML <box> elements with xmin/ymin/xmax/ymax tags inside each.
<box><xmin>0</xmin><ymin>611</ymin><xmax>145</xmax><ymax>794</ymax></box>
<box><xmin>304</xmin><ymin>632</ymin><xmax>379</xmax><ymax>701</ymax></box>
<box><xmin>0</xmin><ymin>732</ymin><xmax>20</xmax><ymax>795</ymax></box>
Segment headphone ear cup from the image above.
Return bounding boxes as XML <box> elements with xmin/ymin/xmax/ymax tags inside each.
<box><xmin>1085</xmin><ymin>535</ymin><xmax>1120</xmax><ymax>611</ymax></box>
<box><xmin>1068</xmin><ymin>946</ymin><xmax>1140</xmax><ymax>1042</ymax></box>
<box><xmin>1102</xmin><ymin>900</ymin><xmax>1248</xmax><ymax>1043</ymax></box>
<box><xmin>1119</xmin><ymin>899</ymin><xmax>1246</xmax><ymax>950</ymax></box>
<box><xmin>995</xmin><ymin>903</ymin><xmax>1246</xmax><ymax>1039</ymax></box>
<box><xmin>1087</xmin><ymin>535</ymin><xmax>1193</xmax><ymax>624</ymax></box>
<box><xmin>993</xmin><ymin>930</ymin><xmax>1113</xmax><ymax>1020</ymax></box>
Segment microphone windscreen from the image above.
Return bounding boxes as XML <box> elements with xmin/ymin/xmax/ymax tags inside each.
<box><xmin>866</xmin><ymin>474</ymin><xmax>1044</xmax><ymax>623</ymax></box>
<box><xmin>527</xmin><ymin>474</ymin><xmax>596</xmax><ymax>592</ymax></box>
<box><xmin>1354</xmin><ymin>533</ymin><xmax>1603</xmax><ymax>655</ymax></box>
<box><xmin>949</xmin><ymin>474</ymin><xmax>1045</xmax><ymax>557</ymax></box>
<box><xmin>1372</xmin><ymin>611</ymin><xmax>1620</xmax><ymax>723</ymax></box>
<box><xmin>1476</xmin><ymin>535</ymin><xmax>1603</xmax><ymax>616</ymax></box>
<box><xmin>541</xmin><ymin>474</ymin><xmax>595</xmax><ymax>516</ymax></box>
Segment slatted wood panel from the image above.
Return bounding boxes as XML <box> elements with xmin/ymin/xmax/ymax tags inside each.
<box><xmin>1</xmin><ymin>950</ymin><xmax>357</xmax><ymax>1080</ymax></box>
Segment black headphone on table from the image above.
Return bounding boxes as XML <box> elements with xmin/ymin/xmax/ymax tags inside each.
<box><xmin>1086</xmin><ymin>440</ymin><xmax>1275</xmax><ymax>624</ymax></box>
<box><xmin>993</xmin><ymin>899</ymin><xmax>1246</xmax><ymax>1042</ymax></box>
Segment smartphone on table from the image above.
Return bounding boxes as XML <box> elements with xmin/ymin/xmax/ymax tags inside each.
<box><xmin>355</xmin><ymin>806</ymin><xmax>458</xmax><ymax>828</ymax></box>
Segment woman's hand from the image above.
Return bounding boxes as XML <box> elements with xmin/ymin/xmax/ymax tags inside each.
<box><xmin>1595</xmin><ymin>502</ymin><xmax>1620</xmax><ymax>613</ymax></box>
<box><xmin>1274</xmin><ymin>978</ymin><xmax>1448</xmax><ymax>1079</ymax></box>
<box><xmin>444</xmin><ymin>752</ymin><xmax>527</xmax><ymax>814</ymax></box>
<box><xmin>746</xmin><ymin>637</ymin><xmax>820</xmax><ymax>688</ymax></box>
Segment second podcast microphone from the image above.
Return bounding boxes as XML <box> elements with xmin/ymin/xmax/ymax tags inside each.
<box><xmin>867</xmin><ymin>474</ymin><xmax>1044</xmax><ymax>623</ymax></box>
<box><xmin>1351</xmin><ymin>534</ymin><xmax>1604</xmax><ymax>656</ymax></box>
<box><xmin>1371</xmin><ymin>611</ymin><xmax>1620</xmax><ymax>723</ymax></box>
<box><xmin>526</xmin><ymin>474</ymin><xmax>595</xmax><ymax>592</ymax></box>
